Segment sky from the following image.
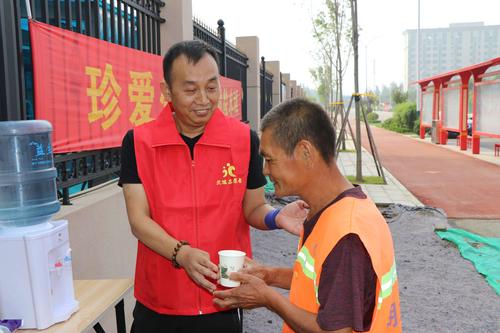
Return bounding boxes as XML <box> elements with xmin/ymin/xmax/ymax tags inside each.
<box><xmin>192</xmin><ymin>0</ymin><xmax>500</xmax><ymax>94</ymax></box>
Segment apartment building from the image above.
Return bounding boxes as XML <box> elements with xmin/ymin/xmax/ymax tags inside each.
<box><xmin>404</xmin><ymin>22</ymin><xmax>500</xmax><ymax>88</ymax></box>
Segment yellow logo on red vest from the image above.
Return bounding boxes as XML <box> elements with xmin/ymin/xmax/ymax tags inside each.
<box><xmin>216</xmin><ymin>163</ymin><xmax>242</xmax><ymax>186</ymax></box>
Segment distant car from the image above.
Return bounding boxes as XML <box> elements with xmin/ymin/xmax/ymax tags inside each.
<box><xmin>467</xmin><ymin>116</ymin><xmax>472</xmax><ymax>136</ymax></box>
<box><xmin>447</xmin><ymin>130</ymin><xmax>459</xmax><ymax>139</ymax></box>
<box><xmin>447</xmin><ymin>117</ymin><xmax>473</xmax><ymax>139</ymax></box>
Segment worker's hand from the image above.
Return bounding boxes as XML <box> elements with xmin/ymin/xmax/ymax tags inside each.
<box><xmin>276</xmin><ymin>200</ymin><xmax>309</xmax><ymax>236</ymax></box>
<box><xmin>213</xmin><ymin>272</ymin><xmax>271</xmax><ymax>309</ymax></box>
<box><xmin>175</xmin><ymin>245</ymin><xmax>219</xmax><ymax>293</ymax></box>
<box><xmin>240</xmin><ymin>257</ymin><xmax>269</xmax><ymax>284</ymax></box>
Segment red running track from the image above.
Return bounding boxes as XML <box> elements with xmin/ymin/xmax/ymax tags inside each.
<box><xmin>360</xmin><ymin>126</ymin><xmax>500</xmax><ymax>219</ymax></box>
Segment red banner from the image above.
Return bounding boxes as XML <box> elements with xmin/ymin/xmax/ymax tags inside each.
<box><xmin>29</xmin><ymin>20</ymin><xmax>242</xmax><ymax>153</ymax></box>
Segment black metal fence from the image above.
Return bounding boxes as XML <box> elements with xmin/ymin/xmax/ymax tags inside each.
<box><xmin>0</xmin><ymin>0</ymin><xmax>164</xmax><ymax>204</ymax></box>
<box><xmin>260</xmin><ymin>57</ymin><xmax>273</xmax><ymax>117</ymax></box>
<box><xmin>193</xmin><ymin>17</ymin><xmax>249</xmax><ymax>121</ymax></box>
<box><xmin>1</xmin><ymin>0</ymin><xmax>165</xmax><ymax>122</ymax></box>
<box><xmin>55</xmin><ymin>148</ymin><xmax>121</xmax><ymax>205</ymax></box>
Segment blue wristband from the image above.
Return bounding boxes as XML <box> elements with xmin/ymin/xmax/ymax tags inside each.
<box><xmin>265</xmin><ymin>208</ymin><xmax>281</xmax><ymax>230</ymax></box>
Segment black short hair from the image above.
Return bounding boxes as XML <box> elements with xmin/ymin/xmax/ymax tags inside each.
<box><xmin>162</xmin><ymin>40</ymin><xmax>219</xmax><ymax>86</ymax></box>
<box><xmin>261</xmin><ymin>98</ymin><xmax>336</xmax><ymax>163</ymax></box>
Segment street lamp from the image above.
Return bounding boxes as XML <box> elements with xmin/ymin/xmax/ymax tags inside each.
<box><xmin>416</xmin><ymin>0</ymin><xmax>421</xmax><ymax>112</ymax></box>
<box><xmin>362</xmin><ymin>35</ymin><xmax>382</xmax><ymax>94</ymax></box>
<box><xmin>365</xmin><ymin>45</ymin><xmax>368</xmax><ymax>93</ymax></box>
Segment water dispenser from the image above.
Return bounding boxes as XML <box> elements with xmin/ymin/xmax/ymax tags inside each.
<box><xmin>0</xmin><ymin>120</ymin><xmax>78</xmax><ymax>329</ymax></box>
<box><xmin>0</xmin><ymin>120</ymin><xmax>60</xmax><ymax>232</ymax></box>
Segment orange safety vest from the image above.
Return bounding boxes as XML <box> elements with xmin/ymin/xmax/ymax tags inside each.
<box><xmin>283</xmin><ymin>196</ymin><xmax>401</xmax><ymax>333</ymax></box>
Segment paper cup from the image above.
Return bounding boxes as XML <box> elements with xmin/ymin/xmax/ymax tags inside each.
<box><xmin>218</xmin><ymin>250</ymin><xmax>246</xmax><ymax>287</ymax></box>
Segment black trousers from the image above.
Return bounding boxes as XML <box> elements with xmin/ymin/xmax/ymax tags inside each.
<box><xmin>130</xmin><ymin>301</ymin><xmax>243</xmax><ymax>333</ymax></box>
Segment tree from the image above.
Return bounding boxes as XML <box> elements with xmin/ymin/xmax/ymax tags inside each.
<box><xmin>310</xmin><ymin>65</ymin><xmax>331</xmax><ymax>107</ymax></box>
<box><xmin>407</xmin><ymin>86</ymin><xmax>417</xmax><ymax>103</ymax></box>
<box><xmin>391</xmin><ymin>84</ymin><xmax>408</xmax><ymax>105</ymax></box>
<box><xmin>311</xmin><ymin>0</ymin><xmax>352</xmax><ymax>148</ymax></box>
<box><xmin>375</xmin><ymin>82</ymin><xmax>405</xmax><ymax>106</ymax></box>
<box><xmin>365</xmin><ymin>90</ymin><xmax>379</xmax><ymax>114</ymax></box>
<box><xmin>378</xmin><ymin>84</ymin><xmax>391</xmax><ymax>104</ymax></box>
<box><xmin>366</xmin><ymin>90</ymin><xmax>379</xmax><ymax>108</ymax></box>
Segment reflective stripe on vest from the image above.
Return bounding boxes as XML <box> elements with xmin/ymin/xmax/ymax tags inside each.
<box><xmin>378</xmin><ymin>260</ymin><xmax>398</xmax><ymax>309</ymax></box>
<box><xmin>296</xmin><ymin>245</ymin><xmax>319</xmax><ymax>304</ymax></box>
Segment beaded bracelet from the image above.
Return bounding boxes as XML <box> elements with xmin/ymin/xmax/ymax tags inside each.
<box><xmin>171</xmin><ymin>240</ymin><xmax>190</xmax><ymax>269</ymax></box>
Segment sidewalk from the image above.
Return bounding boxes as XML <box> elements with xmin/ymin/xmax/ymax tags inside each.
<box><xmin>336</xmin><ymin>142</ymin><xmax>423</xmax><ymax>207</ymax></box>
<box><xmin>415</xmin><ymin>135</ymin><xmax>500</xmax><ymax>167</ymax></box>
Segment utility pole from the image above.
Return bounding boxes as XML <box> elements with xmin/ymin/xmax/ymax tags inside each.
<box><xmin>365</xmin><ymin>45</ymin><xmax>368</xmax><ymax>93</ymax></box>
<box><xmin>416</xmin><ymin>0</ymin><xmax>421</xmax><ymax>110</ymax></box>
<box><xmin>350</xmin><ymin>0</ymin><xmax>362</xmax><ymax>182</ymax></box>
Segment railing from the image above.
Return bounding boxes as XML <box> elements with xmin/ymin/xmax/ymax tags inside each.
<box><xmin>1</xmin><ymin>0</ymin><xmax>165</xmax><ymax>121</ymax></box>
<box><xmin>193</xmin><ymin>18</ymin><xmax>222</xmax><ymax>51</ymax></box>
<box><xmin>193</xmin><ymin>17</ymin><xmax>249</xmax><ymax>121</ymax></box>
<box><xmin>55</xmin><ymin>148</ymin><xmax>121</xmax><ymax>205</ymax></box>
<box><xmin>29</xmin><ymin>0</ymin><xmax>164</xmax><ymax>52</ymax></box>
<box><xmin>0</xmin><ymin>0</ymin><xmax>164</xmax><ymax>204</ymax></box>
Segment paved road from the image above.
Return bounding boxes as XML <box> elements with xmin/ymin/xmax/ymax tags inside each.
<box><xmin>360</xmin><ymin>126</ymin><xmax>500</xmax><ymax>219</ymax></box>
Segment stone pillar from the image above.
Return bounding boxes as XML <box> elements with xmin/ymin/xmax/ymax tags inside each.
<box><xmin>296</xmin><ymin>85</ymin><xmax>303</xmax><ymax>98</ymax></box>
<box><xmin>290</xmin><ymin>80</ymin><xmax>297</xmax><ymax>98</ymax></box>
<box><xmin>160</xmin><ymin>0</ymin><xmax>193</xmax><ymax>55</ymax></box>
<box><xmin>281</xmin><ymin>73</ymin><xmax>291</xmax><ymax>100</ymax></box>
<box><xmin>236</xmin><ymin>36</ymin><xmax>260</xmax><ymax>131</ymax></box>
<box><xmin>267</xmin><ymin>61</ymin><xmax>281</xmax><ymax>108</ymax></box>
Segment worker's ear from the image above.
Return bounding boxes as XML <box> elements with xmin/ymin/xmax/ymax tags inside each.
<box><xmin>295</xmin><ymin>140</ymin><xmax>315</xmax><ymax>166</ymax></box>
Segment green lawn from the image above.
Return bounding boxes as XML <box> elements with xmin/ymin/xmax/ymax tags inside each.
<box><xmin>346</xmin><ymin>175</ymin><xmax>386</xmax><ymax>185</ymax></box>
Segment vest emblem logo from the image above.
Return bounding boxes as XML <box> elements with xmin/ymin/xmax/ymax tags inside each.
<box><xmin>216</xmin><ymin>163</ymin><xmax>242</xmax><ymax>186</ymax></box>
<box><xmin>386</xmin><ymin>302</ymin><xmax>399</xmax><ymax>328</ymax></box>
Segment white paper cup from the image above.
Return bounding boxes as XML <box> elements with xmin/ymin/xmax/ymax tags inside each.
<box><xmin>218</xmin><ymin>250</ymin><xmax>246</xmax><ymax>287</ymax></box>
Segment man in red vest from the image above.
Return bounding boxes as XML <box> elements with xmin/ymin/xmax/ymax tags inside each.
<box><xmin>214</xmin><ymin>98</ymin><xmax>401</xmax><ymax>333</ymax></box>
<box><xmin>119</xmin><ymin>40</ymin><xmax>308</xmax><ymax>332</ymax></box>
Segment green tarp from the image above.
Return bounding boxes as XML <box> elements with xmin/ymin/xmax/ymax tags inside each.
<box><xmin>436</xmin><ymin>228</ymin><xmax>500</xmax><ymax>295</ymax></box>
<box><xmin>264</xmin><ymin>176</ymin><xmax>275</xmax><ymax>193</ymax></box>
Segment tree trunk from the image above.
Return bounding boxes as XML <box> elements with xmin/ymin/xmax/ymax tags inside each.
<box><xmin>351</xmin><ymin>0</ymin><xmax>362</xmax><ymax>182</ymax></box>
<box><xmin>337</xmin><ymin>56</ymin><xmax>346</xmax><ymax>150</ymax></box>
<box><xmin>334</xmin><ymin>0</ymin><xmax>346</xmax><ymax>150</ymax></box>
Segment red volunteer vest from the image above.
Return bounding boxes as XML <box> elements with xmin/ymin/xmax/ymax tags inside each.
<box><xmin>283</xmin><ymin>196</ymin><xmax>402</xmax><ymax>333</ymax></box>
<box><xmin>134</xmin><ymin>105</ymin><xmax>251</xmax><ymax>315</ymax></box>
